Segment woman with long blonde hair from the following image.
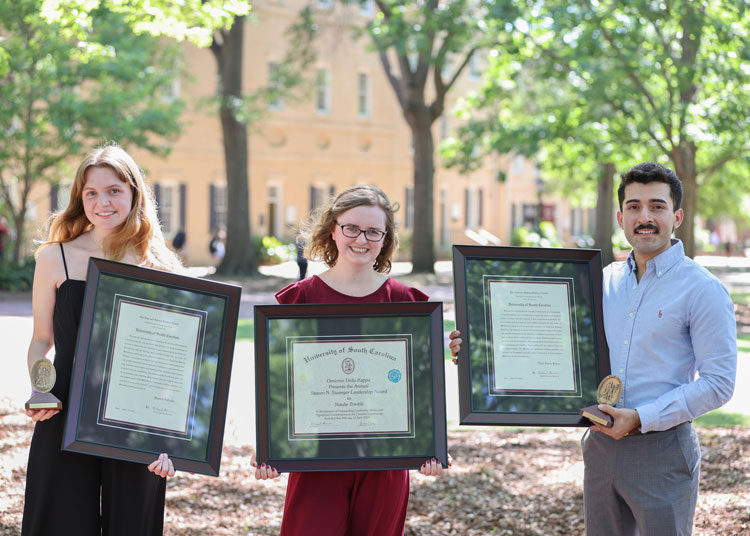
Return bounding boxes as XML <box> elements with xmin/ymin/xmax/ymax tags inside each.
<box><xmin>22</xmin><ymin>144</ymin><xmax>180</xmax><ymax>535</ymax></box>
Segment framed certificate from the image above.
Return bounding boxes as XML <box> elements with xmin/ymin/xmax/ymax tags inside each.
<box><xmin>254</xmin><ymin>302</ymin><xmax>448</xmax><ymax>472</ymax></box>
<box><xmin>62</xmin><ymin>258</ymin><xmax>241</xmax><ymax>476</ymax></box>
<box><xmin>453</xmin><ymin>245</ymin><xmax>610</xmax><ymax>426</ymax></box>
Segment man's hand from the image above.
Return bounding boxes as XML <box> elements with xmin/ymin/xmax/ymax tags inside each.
<box><xmin>590</xmin><ymin>405</ymin><xmax>641</xmax><ymax>440</ymax></box>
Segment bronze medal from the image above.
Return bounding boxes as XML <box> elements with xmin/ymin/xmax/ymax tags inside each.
<box><xmin>31</xmin><ymin>358</ymin><xmax>56</xmax><ymax>394</ymax></box>
<box><xmin>579</xmin><ymin>375</ymin><xmax>622</xmax><ymax>428</ymax></box>
<box><xmin>26</xmin><ymin>359</ymin><xmax>62</xmax><ymax>411</ymax></box>
<box><xmin>596</xmin><ymin>374</ymin><xmax>623</xmax><ymax>406</ymax></box>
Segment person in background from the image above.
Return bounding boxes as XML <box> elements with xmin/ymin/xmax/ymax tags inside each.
<box><xmin>209</xmin><ymin>227</ymin><xmax>226</xmax><ymax>263</ymax></box>
<box><xmin>172</xmin><ymin>226</ymin><xmax>187</xmax><ymax>263</ymax></box>
<box><xmin>22</xmin><ymin>145</ymin><xmax>181</xmax><ymax>535</ymax></box>
<box><xmin>583</xmin><ymin>162</ymin><xmax>736</xmax><ymax>535</ymax></box>
<box><xmin>251</xmin><ymin>185</ymin><xmax>461</xmax><ymax>536</ymax></box>
<box><xmin>295</xmin><ymin>234</ymin><xmax>308</xmax><ymax>280</ymax></box>
<box><xmin>0</xmin><ymin>215</ymin><xmax>9</xmax><ymax>261</ymax></box>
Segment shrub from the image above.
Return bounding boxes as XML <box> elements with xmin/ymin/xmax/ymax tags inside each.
<box><xmin>511</xmin><ymin>222</ymin><xmax>564</xmax><ymax>248</ymax></box>
<box><xmin>250</xmin><ymin>235</ymin><xmax>296</xmax><ymax>265</ymax></box>
<box><xmin>611</xmin><ymin>228</ymin><xmax>631</xmax><ymax>254</ymax></box>
<box><xmin>0</xmin><ymin>258</ymin><xmax>35</xmax><ymax>291</ymax></box>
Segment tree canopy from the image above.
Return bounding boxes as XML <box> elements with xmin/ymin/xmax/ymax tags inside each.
<box><xmin>38</xmin><ymin>0</ymin><xmax>249</xmax><ymax>47</ymax></box>
<box><xmin>2</xmin><ymin>1</ymin><xmax>318</xmax><ymax>273</ymax></box>
<box><xmin>446</xmin><ymin>0</ymin><xmax>750</xmax><ymax>257</ymax></box>
<box><xmin>0</xmin><ymin>0</ymin><xmax>188</xmax><ymax>262</ymax></box>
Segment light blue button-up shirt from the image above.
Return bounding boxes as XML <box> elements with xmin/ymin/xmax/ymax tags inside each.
<box><xmin>602</xmin><ymin>239</ymin><xmax>736</xmax><ymax>433</ymax></box>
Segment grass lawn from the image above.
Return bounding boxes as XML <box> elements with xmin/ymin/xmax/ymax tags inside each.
<box><xmin>738</xmin><ymin>331</ymin><xmax>750</xmax><ymax>351</ymax></box>
<box><xmin>236</xmin><ymin>318</ymin><xmax>254</xmax><ymax>340</ymax></box>
<box><xmin>694</xmin><ymin>411</ymin><xmax>750</xmax><ymax>427</ymax></box>
<box><xmin>694</xmin><ymin>332</ymin><xmax>749</xmax><ymax>427</ymax></box>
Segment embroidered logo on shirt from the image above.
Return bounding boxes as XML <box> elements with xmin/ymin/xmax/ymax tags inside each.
<box><xmin>658</xmin><ymin>310</ymin><xmax>663</xmax><ymax>318</ymax></box>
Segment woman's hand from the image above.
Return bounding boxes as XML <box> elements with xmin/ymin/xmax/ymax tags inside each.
<box><xmin>251</xmin><ymin>453</ymin><xmax>280</xmax><ymax>480</ymax></box>
<box><xmin>148</xmin><ymin>453</ymin><xmax>176</xmax><ymax>479</ymax></box>
<box><xmin>25</xmin><ymin>408</ymin><xmax>60</xmax><ymax>422</ymax></box>
<box><xmin>418</xmin><ymin>454</ymin><xmax>453</xmax><ymax>477</ymax></box>
<box><xmin>448</xmin><ymin>330</ymin><xmax>462</xmax><ymax>365</ymax></box>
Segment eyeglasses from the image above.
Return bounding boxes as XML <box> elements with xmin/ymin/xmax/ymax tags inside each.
<box><xmin>334</xmin><ymin>221</ymin><xmax>387</xmax><ymax>242</ymax></box>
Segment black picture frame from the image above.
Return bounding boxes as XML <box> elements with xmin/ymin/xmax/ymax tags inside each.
<box><xmin>453</xmin><ymin>245</ymin><xmax>610</xmax><ymax>426</ymax></box>
<box><xmin>254</xmin><ymin>302</ymin><xmax>447</xmax><ymax>472</ymax></box>
<box><xmin>62</xmin><ymin>258</ymin><xmax>241</xmax><ymax>476</ymax></box>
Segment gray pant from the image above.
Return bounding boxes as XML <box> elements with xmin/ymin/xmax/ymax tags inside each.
<box><xmin>582</xmin><ymin>422</ymin><xmax>700</xmax><ymax>536</ymax></box>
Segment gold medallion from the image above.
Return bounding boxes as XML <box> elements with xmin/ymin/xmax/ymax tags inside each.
<box><xmin>596</xmin><ymin>375</ymin><xmax>622</xmax><ymax>406</ymax></box>
<box><xmin>31</xmin><ymin>359</ymin><xmax>56</xmax><ymax>394</ymax></box>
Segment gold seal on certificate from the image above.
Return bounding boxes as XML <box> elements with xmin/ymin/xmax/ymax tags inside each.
<box><xmin>579</xmin><ymin>375</ymin><xmax>622</xmax><ymax>427</ymax></box>
<box><xmin>25</xmin><ymin>359</ymin><xmax>63</xmax><ymax>410</ymax></box>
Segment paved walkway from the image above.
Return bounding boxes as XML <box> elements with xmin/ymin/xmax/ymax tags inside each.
<box><xmin>2</xmin><ymin>256</ymin><xmax>748</xmax><ymax>426</ymax></box>
<box><xmin>2</xmin><ymin>255</ymin><xmax>749</xmax><ymax>318</ymax></box>
<box><xmin>0</xmin><ymin>260</ymin><xmax>457</xmax><ymax>318</ymax></box>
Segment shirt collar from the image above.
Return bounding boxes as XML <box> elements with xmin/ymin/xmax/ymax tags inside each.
<box><xmin>626</xmin><ymin>238</ymin><xmax>684</xmax><ymax>276</ymax></box>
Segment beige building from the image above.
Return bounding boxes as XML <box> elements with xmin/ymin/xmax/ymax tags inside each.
<box><xmin>32</xmin><ymin>0</ymin><xmax>595</xmax><ymax>265</ymax></box>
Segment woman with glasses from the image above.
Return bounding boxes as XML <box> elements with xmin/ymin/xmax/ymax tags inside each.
<box><xmin>251</xmin><ymin>185</ymin><xmax>461</xmax><ymax>536</ymax></box>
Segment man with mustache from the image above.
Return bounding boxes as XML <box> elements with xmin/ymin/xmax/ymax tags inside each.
<box><xmin>582</xmin><ymin>162</ymin><xmax>737</xmax><ymax>535</ymax></box>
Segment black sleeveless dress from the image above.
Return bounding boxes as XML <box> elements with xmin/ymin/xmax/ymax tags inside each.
<box><xmin>22</xmin><ymin>244</ymin><xmax>166</xmax><ymax>536</ymax></box>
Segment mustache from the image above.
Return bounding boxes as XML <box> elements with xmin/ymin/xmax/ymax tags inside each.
<box><xmin>634</xmin><ymin>224</ymin><xmax>659</xmax><ymax>233</ymax></box>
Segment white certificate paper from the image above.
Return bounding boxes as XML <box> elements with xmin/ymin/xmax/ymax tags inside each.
<box><xmin>487</xmin><ymin>279</ymin><xmax>577</xmax><ymax>392</ymax></box>
<box><xmin>102</xmin><ymin>300</ymin><xmax>202</xmax><ymax>434</ymax></box>
<box><xmin>288</xmin><ymin>337</ymin><xmax>413</xmax><ymax>439</ymax></box>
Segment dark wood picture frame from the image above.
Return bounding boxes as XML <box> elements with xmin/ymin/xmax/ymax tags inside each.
<box><xmin>453</xmin><ymin>245</ymin><xmax>610</xmax><ymax>426</ymax></box>
<box><xmin>62</xmin><ymin>258</ymin><xmax>241</xmax><ymax>476</ymax></box>
<box><xmin>255</xmin><ymin>302</ymin><xmax>448</xmax><ymax>472</ymax></box>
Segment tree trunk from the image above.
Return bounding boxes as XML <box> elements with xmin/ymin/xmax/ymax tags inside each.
<box><xmin>671</xmin><ymin>5</ymin><xmax>700</xmax><ymax>259</ymax></box>
<box><xmin>407</xmin><ymin>107</ymin><xmax>436</xmax><ymax>273</ymax></box>
<box><xmin>671</xmin><ymin>142</ymin><xmax>697</xmax><ymax>258</ymax></box>
<box><xmin>594</xmin><ymin>162</ymin><xmax>615</xmax><ymax>267</ymax></box>
<box><xmin>213</xmin><ymin>17</ymin><xmax>254</xmax><ymax>275</ymax></box>
<box><xmin>8</xmin><ymin>169</ymin><xmax>30</xmax><ymax>263</ymax></box>
<box><xmin>11</xmin><ymin>212</ymin><xmax>25</xmax><ymax>263</ymax></box>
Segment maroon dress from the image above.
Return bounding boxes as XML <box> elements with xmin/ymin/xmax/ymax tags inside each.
<box><xmin>275</xmin><ymin>275</ymin><xmax>428</xmax><ymax>536</ymax></box>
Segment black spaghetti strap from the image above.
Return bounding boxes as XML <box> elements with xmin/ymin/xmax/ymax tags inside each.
<box><xmin>59</xmin><ymin>243</ymin><xmax>70</xmax><ymax>280</ymax></box>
